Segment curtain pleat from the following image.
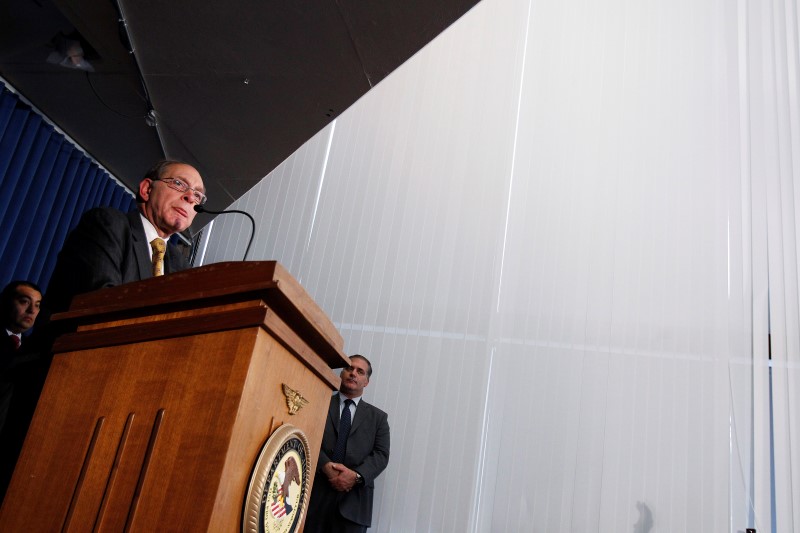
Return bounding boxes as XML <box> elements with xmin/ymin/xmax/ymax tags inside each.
<box><xmin>0</xmin><ymin>82</ymin><xmax>135</xmax><ymax>290</ymax></box>
<box><xmin>0</xmin><ymin>109</ymin><xmax>35</xmax><ymax>224</ymax></box>
<box><xmin>34</xmin><ymin>152</ymin><xmax>85</xmax><ymax>284</ymax></box>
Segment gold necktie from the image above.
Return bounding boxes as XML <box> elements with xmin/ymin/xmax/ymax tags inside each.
<box><xmin>150</xmin><ymin>238</ymin><xmax>166</xmax><ymax>276</ymax></box>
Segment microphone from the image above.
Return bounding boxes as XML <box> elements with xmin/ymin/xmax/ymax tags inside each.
<box><xmin>194</xmin><ymin>204</ymin><xmax>256</xmax><ymax>261</ymax></box>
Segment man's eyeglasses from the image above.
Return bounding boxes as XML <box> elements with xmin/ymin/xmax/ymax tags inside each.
<box><xmin>152</xmin><ymin>177</ymin><xmax>207</xmax><ymax>206</ymax></box>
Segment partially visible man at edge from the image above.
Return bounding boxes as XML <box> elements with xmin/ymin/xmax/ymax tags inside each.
<box><xmin>45</xmin><ymin>159</ymin><xmax>206</xmax><ymax>315</ymax></box>
<box><xmin>0</xmin><ymin>280</ymin><xmax>43</xmax><ymax>501</ymax></box>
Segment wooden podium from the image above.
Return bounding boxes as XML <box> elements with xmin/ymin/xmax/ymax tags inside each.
<box><xmin>0</xmin><ymin>261</ymin><xmax>349</xmax><ymax>531</ymax></box>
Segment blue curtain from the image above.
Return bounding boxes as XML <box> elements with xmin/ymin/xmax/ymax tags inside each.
<box><xmin>0</xmin><ymin>82</ymin><xmax>136</xmax><ymax>291</ymax></box>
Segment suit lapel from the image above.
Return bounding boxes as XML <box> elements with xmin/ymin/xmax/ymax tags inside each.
<box><xmin>329</xmin><ymin>394</ymin><xmax>340</xmax><ymax>436</ymax></box>
<box><xmin>349</xmin><ymin>400</ymin><xmax>366</xmax><ymax>435</ymax></box>
<box><xmin>127</xmin><ymin>211</ymin><xmax>152</xmax><ymax>280</ymax></box>
<box><xmin>1</xmin><ymin>333</ymin><xmax>15</xmax><ymax>370</ymax></box>
<box><xmin>165</xmin><ymin>242</ymin><xmax>184</xmax><ymax>274</ymax></box>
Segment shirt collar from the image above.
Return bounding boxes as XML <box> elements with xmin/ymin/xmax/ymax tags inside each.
<box><xmin>338</xmin><ymin>392</ymin><xmax>362</xmax><ymax>407</ymax></box>
<box><xmin>139</xmin><ymin>214</ymin><xmax>163</xmax><ymax>259</ymax></box>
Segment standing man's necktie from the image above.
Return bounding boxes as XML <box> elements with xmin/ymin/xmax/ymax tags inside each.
<box><xmin>331</xmin><ymin>399</ymin><xmax>353</xmax><ymax>462</ymax></box>
<box><xmin>10</xmin><ymin>334</ymin><xmax>20</xmax><ymax>351</ymax></box>
<box><xmin>150</xmin><ymin>238</ymin><xmax>166</xmax><ymax>277</ymax></box>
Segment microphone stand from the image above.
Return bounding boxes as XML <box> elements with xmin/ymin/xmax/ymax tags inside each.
<box><xmin>194</xmin><ymin>204</ymin><xmax>256</xmax><ymax>261</ymax></box>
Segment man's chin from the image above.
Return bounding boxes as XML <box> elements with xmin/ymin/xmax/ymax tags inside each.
<box><xmin>167</xmin><ymin>221</ymin><xmax>192</xmax><ymax>235</ymax></box>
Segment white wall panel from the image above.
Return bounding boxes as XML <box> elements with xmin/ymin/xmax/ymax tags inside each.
<box><xmin>194</xmin><ymin>0</ymin><xmax>784</xmax><ymax>530</ymax></box>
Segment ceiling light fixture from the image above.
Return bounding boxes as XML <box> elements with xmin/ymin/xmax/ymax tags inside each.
<box><xmin>46</xmin><ymin>33</ymin><xmax>94</xmax><ymax>72</ymax></box>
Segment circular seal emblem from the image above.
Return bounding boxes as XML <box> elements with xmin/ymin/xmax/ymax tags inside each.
<box><xmin>242</xmin><ymin>424</ymin><xmax>311</xmax><ymax>533</ymax></box>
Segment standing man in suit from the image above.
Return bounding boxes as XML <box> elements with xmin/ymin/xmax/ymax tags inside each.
<box><xmin>304</xmin><ymin>354</ymin><xmax>390</xmax><ymax>533</ymax></box>
<box><xmin>46</xmin><ymin>160</ymin><xmax>206</xmax><ymax>314</ymax></box>
<box><xmin>0</xmin><ymin>280</ymin><xmax>43</xmax><ymax>500</ymax></box>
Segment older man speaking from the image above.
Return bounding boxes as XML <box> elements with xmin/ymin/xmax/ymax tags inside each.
<box><xmin>46</xmin><ymin>160</ymin><xmax>206</xmax><ymax>314</ymax></box>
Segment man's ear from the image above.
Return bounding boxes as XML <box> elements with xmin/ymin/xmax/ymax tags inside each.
<box><xmin>138</xmin><ymin>179</ymin><xmax>152</xmax><ymax>201</ymax></box>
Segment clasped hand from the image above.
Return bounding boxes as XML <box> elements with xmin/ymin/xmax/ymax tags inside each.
<box><xmin>323</xmin><ymin>462</ymin><xmax>358</xmax><ymax>492</ymax></box>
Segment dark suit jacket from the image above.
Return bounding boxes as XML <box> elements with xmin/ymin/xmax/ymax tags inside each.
<box><xmin>0</xmin><ymin>330</ymin><xmax>47</xmax><ymax>500</ymax></box>
<box><xmin>0</xmin><ymin>332</ymin><xmax>22</xmax><ymax>431</ymax></box>
<box><xmin>306</xmin><ymin>393</ymin><xmax>390</xmax><ymax>528</ymax></box>
<box><xmin>46</xmin><ymin>207</ymin><xmax>189</xmax><ymax>314</ymax></box>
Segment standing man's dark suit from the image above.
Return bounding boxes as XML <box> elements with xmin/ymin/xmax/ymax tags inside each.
<box><xmin>46</xmin><ymin>208</ymin><xmax>189</xmax><ymax>313</ymax></box>
<box><xmin>305</xmin><ymin>355</ymin><xmax>390</xmax><ymax>533</ymax></box>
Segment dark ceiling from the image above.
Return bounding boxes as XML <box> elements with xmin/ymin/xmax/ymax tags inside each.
<box><xmin>0</xmin><ymin>0</ymin><xmax>480</xmax><ymax>228</ymax></box>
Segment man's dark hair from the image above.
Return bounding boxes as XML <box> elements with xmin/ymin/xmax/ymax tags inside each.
<box><xmin>1</xmin><ymin>280</ymin><xmax>42</xmax><ymax>309</ymax></box>
<box><xmin>350</xmin><ymin>354</ymin><xmax>373</xmax><ymax>378</ymax></box>
<box><xmin>136</xmin><ymin>159</ymin><xmax>192</xmax><ymax>203</ymax></box>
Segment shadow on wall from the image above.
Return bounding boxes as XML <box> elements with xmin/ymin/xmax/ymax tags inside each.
<box><xmin>633</xmin><ymin>501</ymin><xmax>653</xmax><ymax>533</ymax></box>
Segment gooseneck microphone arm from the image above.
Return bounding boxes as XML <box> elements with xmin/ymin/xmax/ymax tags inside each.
<box><xmin>193</xmin><ymin>204</ymin><xmax>256</xmax><ymax>261</ymax></box>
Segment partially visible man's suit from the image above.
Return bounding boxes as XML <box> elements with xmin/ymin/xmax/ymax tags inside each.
<box><xmin>0</xmin><ymin>330</ymin><xmax>46</xmax><ymax>501</ymax></box>
<box><xmin>305</xmin><ymin>393</ymin><xmax>390</xmax><ymax>532</ymax></box>
<box><xmin>46</xmin><ymin>207</ymin><xmax>189</xmax><ymax>314</ymax></box>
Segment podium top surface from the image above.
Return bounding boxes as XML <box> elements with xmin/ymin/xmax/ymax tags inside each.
<box><xmin>53</xmin><ymin>261</ymin><xmax>348</xmax><ymax>368</ymax></box>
